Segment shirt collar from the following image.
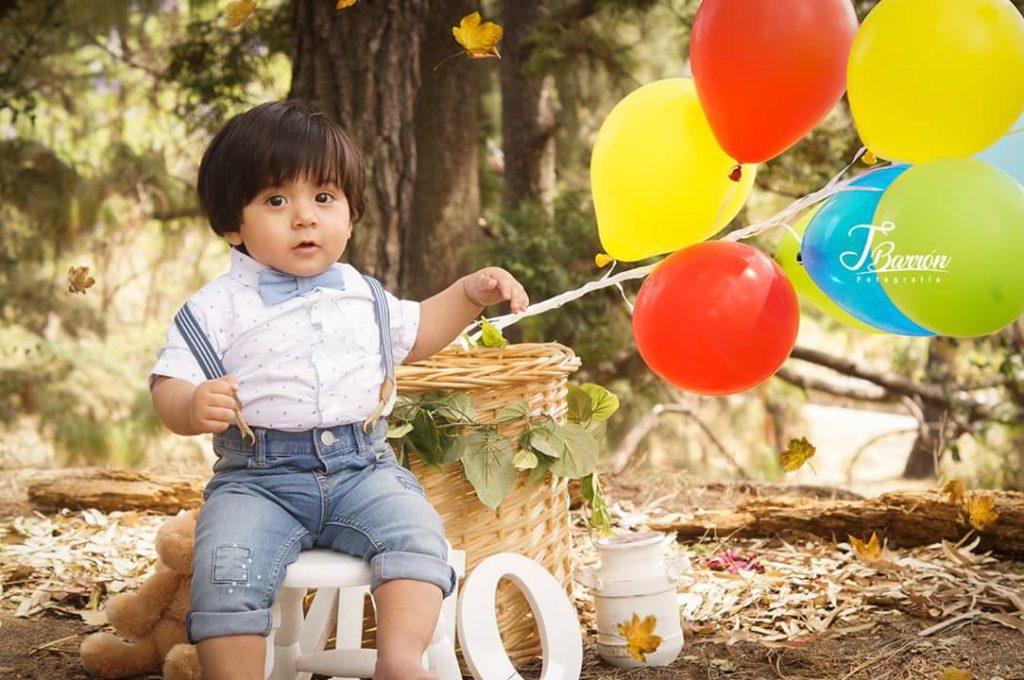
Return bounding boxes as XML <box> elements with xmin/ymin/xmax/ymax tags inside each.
<box><xmin>228</xmin><ymin>247</ymin><xmax>268</xmax><ymax>288</ymax></box>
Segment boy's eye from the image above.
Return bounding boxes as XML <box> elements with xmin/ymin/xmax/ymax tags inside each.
<box><xmin>315</xmin><ymin>192</ymin><xmax>334</xmax><ymax>203</ymax></box>
<box><xmin>266</xmin><ymin>195</ymin><xmax>286</xmax><ymax>207</ymax></box>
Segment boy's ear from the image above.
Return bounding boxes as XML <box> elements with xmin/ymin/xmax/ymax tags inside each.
<box><xmin>224</xmin><ymin>232</ymin><xmax>243</xmax><ymax>246</ymax></box>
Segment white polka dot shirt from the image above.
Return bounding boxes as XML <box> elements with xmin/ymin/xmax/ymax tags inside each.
<box><xmin>149</xmin><ymin>248</ymin><xmax>420</xmax><ymax>431</ymax></box>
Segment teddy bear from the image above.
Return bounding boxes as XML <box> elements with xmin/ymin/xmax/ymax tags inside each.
<box><xmin>80</xmin><ymin>508</ymin><xmax>202</xmax><ymax>680</ymax></box>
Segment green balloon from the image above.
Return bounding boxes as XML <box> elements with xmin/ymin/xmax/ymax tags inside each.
<box><xmin>876</xmin><ymin>158</ymin><xmax>1024</xmax><ymax>337</ymax></box>
<box><xmin>776</xmin><ymin>205</ymin><xmax>877</xmax><ymax>332</ymax></box>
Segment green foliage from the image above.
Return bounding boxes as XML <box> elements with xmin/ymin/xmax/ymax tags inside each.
<box><xmin>167</xmin><ymin>5</ymin><xmax>291</xmax><ymax>130</ymax></box>
<box><xmin>389</xmin><ymin>382</ymin><xmax>620</xmax><ymax>533</ymax></box>
<box><xmin>474</xmin><ymin>194</ymin><xmax>637</xmax><ymax>368</ymax></box>
<box><xmin>0</xmin><ymin>323</ymin><xmax>160</xmax><ymax>464</ymax></box>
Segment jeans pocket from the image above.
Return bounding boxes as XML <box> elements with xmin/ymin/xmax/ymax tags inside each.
<box><xmin>212</xmin><ymin>450</ymin><xmax>253</xmax><ymax>473</ymax></box>
<box><xmin>212</xmin><ymin>545</ymin><xmax>252</xmax><ymax>584</ymax></box>
<box><xmin>393</xmin><ymin>464</ymin><xmax>428</xmax><ymax>498</ymax></box>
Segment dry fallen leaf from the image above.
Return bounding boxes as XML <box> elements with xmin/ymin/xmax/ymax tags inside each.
<box><xmin>965</xmin><ymin>494</ymin><xmax>998</xmax><ymax>531</ymax></box>
<box><xmin>779</xmin><ymin>437</ymin><xmax>815</xmax><ymax>473</ymax></box>
<box><xmin>68</xmin><ymin>266</ymin><xmax>95</xmax><ymax>294</ymax></box>
<box><xmin>452</xmin><ymin>12</ymin><xmax>503</xmax><ymax>59</ymax></box>
<box><xmin>617</xmin><ymin>613</ymin><xmax>662</xmax><ymax>663</ymax></box>
<box><xmin>941</xmin><ymin>667</ymin><xmax>972</xmax><ymax>680</ymax></box>
<box><xmin>226</xmin><ymin>0</ymin><xmax>257</xmax><ymax>28</ymax></box>
<box><xmin>335</xmin><ymin>0</ymin><xmax>357</xmax><ymax>8</ymax></box>
<box><xmin>849</xmin><ymin>532</ymin><xmax>882</xmax><ymax>563</ymax></box>
<box><xmin>941</xmin><ymin>479</ymin><xmax>965</xmax><ymax>506</ymax></box>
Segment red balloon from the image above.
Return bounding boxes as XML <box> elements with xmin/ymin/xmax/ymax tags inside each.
<box><xmin>691</xmin><ymin>0</ymin><xmax>858</xmax><ymax>164</ymax></box>
<box><xmin>632</xmin><ymin>242</ymin><xmax>799</xmax><ymax>395</ymax></box>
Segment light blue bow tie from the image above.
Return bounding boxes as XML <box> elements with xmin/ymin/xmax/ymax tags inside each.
<box><xmin>257</xmin><ymin>267</ymin><xmax>346</xmax><ymax>305</ymax></box>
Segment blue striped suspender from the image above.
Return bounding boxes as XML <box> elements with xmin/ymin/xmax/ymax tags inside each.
<box><xmin>172</xmin><ymin>273</ymin><xmax>395</xmax><ymax>434</ymax></box>
<box><xmin>173</xmin><ymin>303</ymin><xmax>229</xmax><ymax>381</ymax></box>
<box><xmin>360</xmin><ymin>275</ymin><xmax>397</xmax><ymax>432</ymax></box>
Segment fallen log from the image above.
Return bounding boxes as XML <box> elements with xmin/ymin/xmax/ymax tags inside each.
<box><xmin>649</xmin><ymin>490</ymin><xmax>1024</xmax><ymax>557</ymax></box>
<box><xmin>25</xmin><ymin>468</ymin><xmax>207</xmax><ymax>514</ymax></box>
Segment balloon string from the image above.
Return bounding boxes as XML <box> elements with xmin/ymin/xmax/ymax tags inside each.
<box><xmin>710</xmin><ymin>179</ymin><xmax>738</xmax><ymax>238</ymax></box>
<box><xmin>781</xmin><ymin>222</ymin><xmax>802</xmax><ymax>245</ymax></box>
<box><xmin>462</xmin><ymin>147</ymin><xmax>874</xmax><ymax>342</ymax></box>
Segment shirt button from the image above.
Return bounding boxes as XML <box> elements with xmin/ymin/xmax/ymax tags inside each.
<box><xmin>320</xmin><ymin>431</ymin><xmax>336</xmax><ymax>446</ymax></box>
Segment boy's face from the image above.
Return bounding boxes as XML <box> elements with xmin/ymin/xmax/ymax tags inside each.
<box><xmin>225</xmin><ymin>177</ymin><xmax>352</xmax><ymax>277</ymax></box>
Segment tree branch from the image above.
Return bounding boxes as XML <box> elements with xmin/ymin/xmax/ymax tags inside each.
<box><xmin>786</xmin><ymin>345</ymin><xmax>1021</xmax><ymax>426</ymax></box>
<box><xmin>773</xmin><ymin>365</ymin><xmax>888</xmax><ymax>402</ymax></box>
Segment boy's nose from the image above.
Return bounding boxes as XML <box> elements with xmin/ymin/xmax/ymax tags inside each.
<box><xmin>292</xmin><ymin>203</ymin><xmax>317</xmax><ymax>228</ymax></box>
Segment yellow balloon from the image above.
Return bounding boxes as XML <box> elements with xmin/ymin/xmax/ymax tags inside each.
<box><xmin>848</xmin><ymin>0</ymin><xmax>1024</xmax><ymax>163</ymax></box>
<box><xmin>590</xmin><ymin>78</ymin><xmax>756</xmax><ymax>262</ymax></box>
<box><xmin>775</xmin><ymin>206</ymin><xmax>878</xmax><ymax>333</ymax></box>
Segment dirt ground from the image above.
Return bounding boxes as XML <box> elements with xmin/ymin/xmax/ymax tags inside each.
<box><xmin>2</xmin><ymin>468</ymin><xmax>1023</xmax><ymax>680</ymax></box>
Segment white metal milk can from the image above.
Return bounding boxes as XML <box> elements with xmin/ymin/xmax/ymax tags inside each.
<box><xmin>580</xmin><ymin>531</ymin><xmax>688</xmax><ymax>668</ymax></box>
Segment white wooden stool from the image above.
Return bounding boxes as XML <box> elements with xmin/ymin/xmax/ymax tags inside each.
<box><xmin>265</xmin><ymin>547</ymin><xmax>466</xmax><ymax>680</ymax></box>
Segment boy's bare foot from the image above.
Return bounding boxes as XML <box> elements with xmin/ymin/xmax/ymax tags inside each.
<box><xmin>373</xmin><ymin>654</ymin><xmax>438</xmax><ymax>680</ymax></box>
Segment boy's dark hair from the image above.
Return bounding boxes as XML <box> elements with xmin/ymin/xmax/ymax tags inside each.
<box><xmin>197</xmin><ymin>100</ymin><xmax>365</xmax><ymax>236</ymax></box>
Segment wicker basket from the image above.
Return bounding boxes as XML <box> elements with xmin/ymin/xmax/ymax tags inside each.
<box><xmin>362</xmin><ymin>342</ymin><xmax>581</xmax><ymax>668</ymax></box>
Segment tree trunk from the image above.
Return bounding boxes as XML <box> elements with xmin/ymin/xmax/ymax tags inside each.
<box><xmin>649</xmin><ymin>490</ymin><xmax>1024</xmax><ymax>557</ymax></box>
<box><xmin>290</xmin><ymin>0</ymin><xmax>431</xmax><ymax>291</ymax></box>
<box><xmin>402</xmin><ymin>0</ymin><xmax>480</xmax><ymax>299</ymax></box>
<box><xmin>500</xmin><ymin>0</ymin><xmax>556</xmax><ymax>211</ymax></box>
<box><xmin>1002</xmin><ymin>319</ymin><xmax>1024</xmax><ymax>491</ymax></box>
<box><xmin>903</xmin><ymin>337</ymin><xmax>957</xmax><ymax>479</ymax></box>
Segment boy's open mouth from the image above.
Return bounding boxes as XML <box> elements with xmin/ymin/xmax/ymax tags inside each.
<box><xmin>294</xmin><ymin>241</ymin><xmax>319</xmax><ymax>251</ymax></box>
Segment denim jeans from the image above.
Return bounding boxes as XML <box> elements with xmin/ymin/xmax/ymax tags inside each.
<box><xmin>187</xmin><ymin>418</ymin><xmax>455</xmax><ymax>643</ymax></box>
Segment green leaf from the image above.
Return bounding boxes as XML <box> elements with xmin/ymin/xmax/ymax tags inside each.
<box><xmin>581</xmin><ymin>473</ymin><xmax>612</xmax><ymax>536</ymax></box>
<box><xmin>442</xmin><ymin>434</ymin><xmax>467</xmax><ymax>464</ymax></box>
<box><xmin>434</xmin><ymin>393</ymin><xmax>475</xmax><ymax>424</ymax></box>
<box><xmin>550</xmin><ymin>422</ymin><xmax>598</xmax><ymax>478</ymax></box>
<box><xmin>580</xmin><ymin>383</ymin><xmax>619</xmax><ymax>421</ymax></box>
<box><xmin>584</xmin><ymin>419</ymin><xmax>607</xmax><ymax>442</ymax></box>
<box><xmin>566</xmin><ymin>384</ymin><xmax>592</xmax><ymax>423</ymax></box>
<box><xmin>461</xmin><ymin>430</ymin><xmax>517</xmax><ymax>509</ymax></box>
<box><xmin>581</xmin><ymin>472</ymin><xmax>597</xmax><ymax>503</ymax></box>
<box><xmin>479</xmin><ymin>318</ymin><xmax>508</xmax><ymax>348</ymax></box>
<box><xmin>392</xmin><ymin>394</ymin><xmax>419</xmax><ymax>421</ymax></box>
<box><xmin>512</xmin><ymin>449</ymin><xmax>539</xmax><ymax>470</ymax></box>
<box><xmin>526</xmin><ymin>456</ymin><xmax>554</xmax><ymax>486</ymax></box>
<box><xmin>387</xmin><ymin>422</ymin><xmax>414</xmax><ymax>439</ymax></box>
<box><xmin>494</xmin><ymin>400</ymin><xmax>531</xmax><ymax>424</ymax></box>
<box><xmin>529</xmin><ymin>423</ymin><xmax>565</xmax><ymax>459</ymax></box>
<box><xmin>406</xmin><ymin>410</ymin><xmax>442</xmax><ymax>467</ymax></box>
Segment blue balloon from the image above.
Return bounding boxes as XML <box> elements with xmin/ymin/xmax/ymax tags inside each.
<box><xmin>802</xmin><ymin>165</ymin><xmax>935</xmax><ymax>336</ymax></box>
<box><xmin>976</xmin><ymin>112</ymin><xmax>1024</xmax><ymax>186</ymax></box>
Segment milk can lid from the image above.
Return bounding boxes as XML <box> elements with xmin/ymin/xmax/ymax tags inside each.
<box><xmin>594</xmin><ymin>531</ymin><xmax>665</xmax><ymax>551</ymax></box>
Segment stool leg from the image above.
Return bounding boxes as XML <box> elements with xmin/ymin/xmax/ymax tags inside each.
<box><xmin>269</xmin><ymin>587</ymin><xmax>305</xmax><ymax>680</ymax></box>
<box><xmin>428</xmin><ymin>549</ymin><xmax>466</xmax><ymax>680</ymax></box>
<box><xmin>425</xmin><ymin>612</ymin><xmax>460</xmax><ymax>680</ymax></box>
<box><xmin>330</xmin><ymin>586</ymin><xmax>369</xmax><ymax>680</ymax></box>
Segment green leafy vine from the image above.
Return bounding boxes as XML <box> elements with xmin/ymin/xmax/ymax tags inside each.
<box><xmin>387</xmin><ymin>381</ymin><xmax>618</xmax><ymax>535</ymax></box>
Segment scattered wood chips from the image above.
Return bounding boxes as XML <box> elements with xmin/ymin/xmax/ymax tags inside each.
<box><xmin>0</xmin><ymin>509</ymin><xmax>164</xmax><ymax>622</ymax></box>
<box><xmin>571</xmin><ymin>500</ymin><xmax>1024</xmax><ymax>647</ymax></box>
<box><xmin>3</xmin><ymin>500</ymin><xmax>1023</xmax><ymax>651</ymax></box>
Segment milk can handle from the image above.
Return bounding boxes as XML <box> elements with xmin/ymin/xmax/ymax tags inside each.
<box><xmin>576</xmin><ymin>566</ymin><xmax>601</xmax><ymax>591</ymax></box>
<box><xmin>666</xmin><ymin>554</ymin><xmax>692</xmax><ymax>581</ymax></box>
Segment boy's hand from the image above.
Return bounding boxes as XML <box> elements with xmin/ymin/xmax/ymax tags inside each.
<box><xmin>190</xmin><ymin>375</ymin><xmax>239</xmax><ymax>434</ymax></box>
<box><xmin>463</xmin><ymin>267</ymin><xmax>529</xmax><ymax>313</ymax></box>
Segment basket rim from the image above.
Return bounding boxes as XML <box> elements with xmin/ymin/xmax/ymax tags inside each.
<box><xmin>396</xmin><ymin>342</ymin><xmax>581</xmax><ymax>387</ymax></box>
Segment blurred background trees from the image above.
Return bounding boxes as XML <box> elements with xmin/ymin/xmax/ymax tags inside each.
<box><xmin>1</xmin><ymin>0</ymin><xmax>1022</xmax><ymax>490</ymax></box>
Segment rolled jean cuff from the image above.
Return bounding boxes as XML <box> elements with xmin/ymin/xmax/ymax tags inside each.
<box><xmin>371</xmin><ymin>551</ymin><xmax>457</xmax><ymax>598</ymax></box>
<box><xmin>187</xmin><ymin>608</ymin><xmax>272</xmax><ymax>643</ymax></box>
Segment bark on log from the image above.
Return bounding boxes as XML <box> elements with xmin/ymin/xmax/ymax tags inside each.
<box><xmin>649</xmin><ymin>491</ymin><xmax>1024</xmax><ymax>557</ymax></box>
<box><xmin>25</xmin><ymin>468</ymin><xmax>206</xmax><ymax>514</ymax></box>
